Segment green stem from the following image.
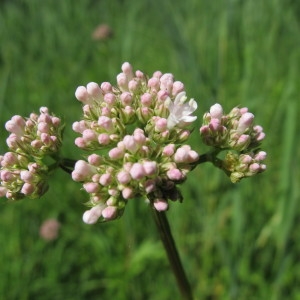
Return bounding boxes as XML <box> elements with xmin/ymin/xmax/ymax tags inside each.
<box><xmin>58</xmin><ymin>158</ymin><xmax>77</xmax><ymax>174</ymax></box>
<box><xmin>151</xmin><ymin>208</ymin><xmax>193</xmax><ymax>300</ymax></box>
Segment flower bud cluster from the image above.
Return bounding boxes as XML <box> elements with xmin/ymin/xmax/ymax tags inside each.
<box><xmin>73</xmin><ymin>62</ymin><xmax>199</xmax><ymax>223</ymax></box>
<box><xmin>73</xmin><ymin>62</ymin><xmax>198</xmax><ymax>151</ymax></box>
<box><xmin>5</xmin><ymin>107</ymin><xmax>63</xmax><ymax>156</ymax></box>
<box><xmin>0</xmin><ymin>108</ymin><xmax>63</xmax><ymax>200</ymax></box>
<box><xmin>223</xmin><ymin>151</ymin><xmax>267</xmax><ymax>183</ymax></box>
<box><xmin>200</xmin><ymin>104</ymin><xmax>265</xmax><ymax>151</ymax></box>
<box><xmin>200</xmin><ymin>103</ymin><xmax>266</xmax><ymax>181</ymax></box>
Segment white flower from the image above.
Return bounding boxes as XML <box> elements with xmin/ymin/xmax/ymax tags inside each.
<box><xmin>166</xmin><ymin>92</ymin><xmax>197</xmax><ymax>129</ymax></box>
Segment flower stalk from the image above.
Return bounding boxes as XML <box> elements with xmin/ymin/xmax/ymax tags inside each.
<box><xmin>151</xmin><ymin>207</ymin><xmax>193</xmax><ymax>300</ymax></box>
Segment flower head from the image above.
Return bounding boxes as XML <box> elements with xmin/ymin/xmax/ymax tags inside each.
<box><xmin>72</xmin><ymin>63</ymin><xmax>200</xmax><ymax>223</ymax></box>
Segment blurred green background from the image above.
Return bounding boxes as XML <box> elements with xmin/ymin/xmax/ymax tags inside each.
<box><xmin>0</xmin><ymin>0</ymin><xmax>299</xmax><ymax>299</ymax></box>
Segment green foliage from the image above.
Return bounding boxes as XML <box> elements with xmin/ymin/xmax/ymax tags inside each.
<box><xmin>0</xmin><ymin>0</ymin><xmax>299</xmax><ymax>299</ymax></box>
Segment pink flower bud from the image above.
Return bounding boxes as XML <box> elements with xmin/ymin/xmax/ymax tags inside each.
<box><xmin>83</xmin><ymin>182</ymin><xmax>99</xmax><ymax>193</ymax></box>
<box><xmin>82</xmin><ymin>129</ymin><xmax>97</xmax><ymax>142</ymax></box>
<box><xmin>172</xmin><ymin>81</ymin><xmax>184</xmax><ymax>96</ymax></box>
<box><xmin>37</xmin><ymin>122</ymin><xmax>49</xmax><ymax>133</ymax></box>
<box><xmin>82</xmin><ymin>205</ymin><xmax>103</xmax><ymax>224</ymax></box>
<box><xmin>117</xmin><ymin>170</ymin><xmax>131</xmax><ymax>184</ymax></box>
<box><xmin>188</xmin><ymin>150</ymin><xmax>199</xmax><ymax>162</ymax></box>
<box><xmin>120</xmin><ymin>92</ymin><xmax>133</xmax><ymax>106</ymax></box>
<box><xmin>72</xmin><ymin>120</ymin><xmax>87</xmax><ymax>133</ymax></box>
<box><xmin>39</xmin><ymin>107</ymin><xmax>49</xmax><ymax>114</ymax></box>
<box><xmin>101</xmin><ymin>82</ymin><xmax>112</xmax><ymax>93</ymax></box>
<box><xmin>75</xmin><ymin>86</ymin><xmax>89</xmax><ymax>103</ymax></box>
<box><xmin>117</xmin><ymin>73</ymin><xmax>128</xmax><ymax>91</ymax></box>
<box><xmin>155</xmin><ymin>118</ymin><xmax>168</xmax><ymax>132</ymax></box>
<box><xmin>130</xmin><ymin>163</ymin><xmax>145</xmax><ymax>180</ymax></box>
<box><xmin>255</xmin><ymin>151</ymin><xmax>267</xmax><ymax>161</ymax></box>
<box><xmin>199</xmin><ymin>125</ymin><xmax>210</xmax><ymax>135</ymax></box>
<box><xmin>174</xmin><ymin>147</ymin><xmax>189</xmax><ymax>163</ymax></box>
<box><xmin>98</xmin><ymin>116</ymin><xmax>113</xmax><ymax>132</ymax></box>
<box><xmin>121</xmin><ymin>62</ymin><xmax>133</xmax><ymax>79</ymax></box>
<box><xmin>236</xmin><ymin>134</ymin><xmax>250</xmax><ymax>148</ymax></box>
<box><xmin>102</xmin><ymin>206</ymin><xmax>118</xmax><ymax>220</ymax></box>
<box><xmin>240</xmin><ymin>107</ymin><xmax>249</xmax><ymax>114</ymax></box>
<box><xmin>1</xmin><ymin>170</ymin><xmax>14</xmax><ymax>182</ymax></box>
<box><xmin>75</xmin><ymin>137</ymin><xmax>87</xmax><ymax>148</ymax></box>
<box><xmin>98</xmin><ymin>133</ymin><xmax>110</xmax><ymax>145</ymax></box>
<box><xmin>122</xmin><ymin>106</ymin><xmax>135</xmax><ymax>118</ymax></box>
<box><xmin>104</xmin><ymin>93</ymin><xmax>116</xmax><ymax>106</ymax></box>
<box><xmin>40</xmin><ymin>133</ymin><xmax>52</xmax><ymax>145</ymax></box>
<box><xmin>157</xmin><ymin>90</ymin><xmax>169</xmax><ymax>101</ymax></box>
<box><xmin>122</xmin><ymin>187</ymin><xmax>134</xmax><ymax>199</ymax></box>
<box><xmin>21</xmin><ymin>183</ymin><xmax>35</xmax><ymax>195</ymax></box>
<box><xmin>160</xmin><ymin>73</ymin><xmax>174</xmax><ymax>92</ymax></box>
<box><xmin>99</xmin><ymin>173</ymin><xmax>112</xmax><ymax>186</ymax></box>
<box><xmin>88</xmin><ymin>154</ymin><xmax>102</xmax><ymax>166</ymax></box>
<box><xmin>123</xmin><ymin>135</ymin><xmax>139</xmax><ymax>153</ymax></box>
<box><xmin>133</xmin><ymin>129</ymin><xmax>146</xmax><ymax>145</ymax></box>
<box><xmin>240</xmin><ymin>154</ymin><xmax>252</xmax><ymax>164</ymax></box>
<box><xmin>209</xmin><ymin>118</ymin><xmax>221</xmax><ymax>131</ymax></box>
<box><xmin>101</xmin><ymin>107</ymin><xmax>111</xmax><ymax>116</ymax></box>
<box><xmin>87</xmin><ymin>82</ymin><xmax>103</xmax><ymax>100</ymax></box>
<box><xmin>143</xmin><ymin>161</ymin><xmax>157</xmax><ymax>176</ymax></box>
<box><xmin>72</xmin><ymin>160</ymin><xmax>94</xmax><ymax>181</ymax></box>
<box><xmin>147</xmin><ymin>77</ymin><xmax>160</xmax><ymax>90</ymax></box>
<box><xmin>5</xmin><ymin>117</ymin><xmax>25</xmax><ymax>136</ymax></box>
<box><xmin>51</xmin><ymin>117</ymin><xmax>61</xmax><ymax>126</ymax></box>
<box><xmin>135</xmin><ymin>70</ymin><xmax>144</xmax><ymax>78</ymax></box>
<box><xmin>153</xmin><ymin>199</ymin><xmax>168</xmax><ymax>211</ymax></box>
<box><xmin>141</xmin><ymin>93</ymin><xmax>152</xmax><ymax>106</ymax></box>
<box><xmin>2</xmin><ymin>152</ymin><xmax>18</xmax><ymax>166</ymax></box>
<box><xmin>256</xmin><ymin>132</ymin><xmax>265</xmax><ymax>141</ymax></box>
<box><xmin>128</xmin><ymin>79</ymin><xmax>139</xmax><ymax>92</ymax></box>
<box><xmin>178</xmin><ymin>130</ymin><xmax>190</xmax><ymax>141</ymax></box>
<box><xmin>153</xmin><ymin>71</ymin><xmax>162</xmax><ymax>78</ymax></box>
<box><xmin>162</xmin><ymin>144</ymin><xmax>175</xmax><ymax>156</ymax></box>
<box><xmin>31</xmin><ymin>140</ymin><xmax>43</xmax><ymax>149</ymax></box>
<box><xmin>237</xmin><ymin>112</ymin><xmax>254</xmax><ymax>133</ymax></box>
<box><xmin>249</xmin><ymin>163</ymin><xmax>260</xmax><ymax>173</ymax></box>
<box><xmin>167</xmin><ymin>168</ymin><xmax>183</xmax><ymax>181</ymax></box>
<box><xmin>210</xmin><ymin>103</ymin><xmax>223</xmax><ymax>120</ymax></box>
<box><xmin>38</xmin><ymin>112</ymin><xmax>51</xmax><ymax>123</ymax></box>
<box><xmin>108</xmin><ymin>147</ymin><xmax>124</xmax><ymax>160</ymax></box>
<box><xmin>20</xmin><ymin>170</ymin><xmax>34</xmax><ymax>183</ymax></box>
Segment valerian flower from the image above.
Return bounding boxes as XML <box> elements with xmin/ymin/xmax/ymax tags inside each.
<box><xmin>72</xmin><ymin>63</ymin><xmax>200</xmax><ymax>223</ymax></box>
<box><xmin>166</xmin><ymin>92</ymin><xmax>198</xmax><ymax>129</ymax></box>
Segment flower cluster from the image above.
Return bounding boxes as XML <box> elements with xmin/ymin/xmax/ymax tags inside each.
<box><xmin>72</xmin><ymin>62</ymin><xmax>199</xmax><ymax>223</ymax></box>
<box><xmin>223</xmin><ymin>151</ymin><xmax>267</xmax><ymax>183</ymax></box>
<box><xmin>200</xmin><ymin>104</ymin><xmax>265</xmax><ymax>151</ymax></box>
<box><xmin>0</xmin><ymin>62</ymin><xmax>267</xmax><ymax>222</ymax></box>
<box><xmin>200</xmin><ymin>103</ymin><xmax>266</xmax><ymax>182</ymax></box>
<box><xmin>0</xmin><ymin>107</ymin><xmax>63</xmax><ymax>200</ymax></box>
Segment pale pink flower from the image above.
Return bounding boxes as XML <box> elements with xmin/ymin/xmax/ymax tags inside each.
<box><xmin>166</xmin><ymin>92</ymin><xmax>197</xmax><ymax>129</ymax></box>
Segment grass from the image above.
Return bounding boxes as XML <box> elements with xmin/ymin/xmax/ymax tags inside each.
<box><xmin>0</xmin><ymin>0</ymin><xmax>300</xmax><ymax>299</ymax></box>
